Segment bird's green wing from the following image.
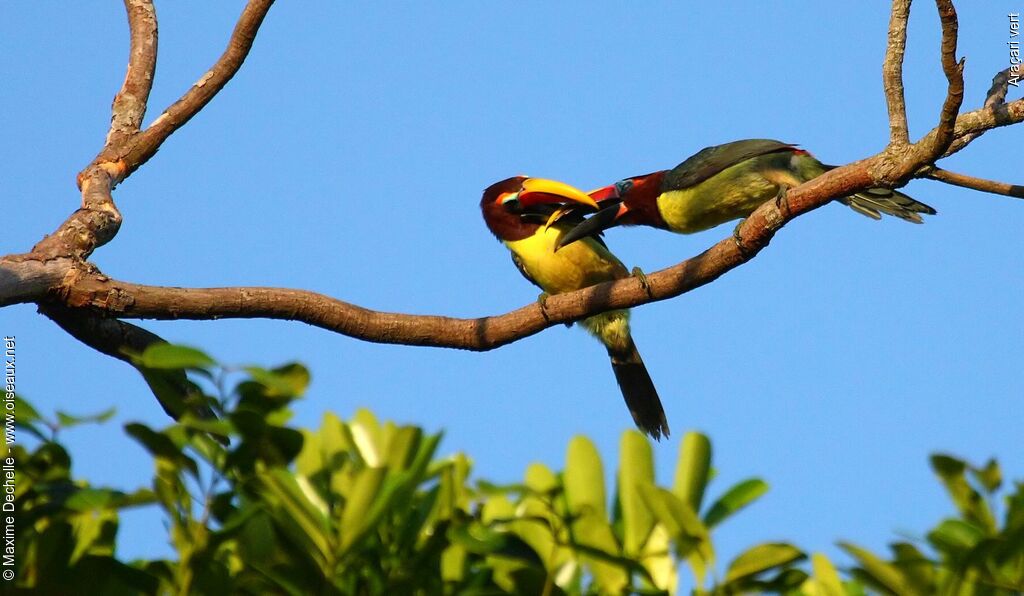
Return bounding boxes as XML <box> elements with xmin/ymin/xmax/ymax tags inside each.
<box><xmin>663</xmin><ymin>138</ymin><xmax>797</xmax><ymax>190</ymax></box>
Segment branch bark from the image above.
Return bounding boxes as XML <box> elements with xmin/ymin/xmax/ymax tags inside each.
<box><xmin>106</xmin><ymin>0</ymin><xmax>158</xmax><ymax>147</ymax></box>
<box><xmin>103</xmin><ymin>0</ymin><xmax>275</xmax><ymax>180</ymax></box>
<box><xmin>925</xmin><ymin>168</ymin><xmax>1024</xmax><ymax>199</ymax></box>
<box><xmin>883</xmin><ymin>0</ymin><xmax>913</xmax><ymax>147</ymax></box>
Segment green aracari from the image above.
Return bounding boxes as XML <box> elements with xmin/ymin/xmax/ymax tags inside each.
<box><xmin>480</xmin><ymin>176</ymin><xmax>670</xmax><ymax>439</ymax></box>
<box><xmin>556</xmin><ymin>138</ymin><xmax>936</xmax><ymax>249</ymax></box>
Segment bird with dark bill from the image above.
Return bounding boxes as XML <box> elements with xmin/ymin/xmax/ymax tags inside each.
<box><xmin>556</xmin><ymin>138</ymin><xmax>936</xmax><ymax>250</ymax></box>
<box><xmin>480</xmin><ymin>176</ymin><xmax>670</xmax><ymax>439</ymax></box>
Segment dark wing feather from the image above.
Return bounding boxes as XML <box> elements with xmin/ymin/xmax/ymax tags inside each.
<box><xmin>509</xmin><ymin>251</ymin><xmax>538</xmax><ymax>287</ymax></box>
<box><xmin>663</xmin><ymin>139</ymin><xmax>797</xmax><ymax>190</ymax></box>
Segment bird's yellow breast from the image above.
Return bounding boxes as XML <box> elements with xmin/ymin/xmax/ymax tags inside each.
<box><xmin>503</xmin><ymin>225</ymin><xmax>628</xmax><ymax>295</ymax></box>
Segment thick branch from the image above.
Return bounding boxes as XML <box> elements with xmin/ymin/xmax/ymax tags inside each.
<box><xmin>883</xmin><ymin>0</ymin><xmax>913</xmax><ymax>146</ymax></box>
<box><xmin>41</xmin><ymin>303</ymin><xmax>169</xmax><ymax>366</ymax></box>
<box><xmin>106</xmin><ymin>0</ymin><xmax>158</xmax><ymax>147</ymax></box>
<box><xmin>107</xmin><ymin>0</ymin><xmax>276</xmax><ymax>179</ymax></box>
<box><xmin>926</xmin><ymin>168</ymin><xmax>1024</xmax><ymax>199</ymax></box>
<box><xmin>40</xmin><ymin>304</ymin><xmax>216</xmax><ymax>421</ymax></box>
<box><xmin>0</xmin><ymin>254</ymin><xmax>73</xmax><ymax>306</ymax></box>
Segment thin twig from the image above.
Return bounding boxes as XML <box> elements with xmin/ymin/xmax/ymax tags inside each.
<box><xmin>925</xmin><ymin>168</ymin><xmax>1024</xmax><ymax>199</ymax></box>
<box><xmin>943</xmin><ymin>68</ymin><xmax>1014</xmax><ymax>157</ymax></box>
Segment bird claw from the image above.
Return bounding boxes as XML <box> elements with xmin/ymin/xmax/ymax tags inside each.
<box><xmin>774</xmin><ymin>185</ymin><xmax>791</xmax><ymax>217</ymax></box>
<box><xmin>732</xmin><ymin>220</ymin><xmax>752</xmax><ymax>259</ymax></box>
<box><xmin>537</xmin><ymin>291</ymin><xmax>551</xmax><ymax>321</ymax></box>
<box><xmin>631</xmin><ymin>266</ymin><xmax>653</xmax><ymax>298</ymax></box>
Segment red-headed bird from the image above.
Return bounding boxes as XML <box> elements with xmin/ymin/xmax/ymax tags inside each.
<box><xmin>480</xmin><ymin>176</ymin><xmax>670</xmax><ymax>439</ymax></box>
<box><xmin>556</xmin><ymin>139</ymin><xmax>936</xmax><ymax>249</ymax></box>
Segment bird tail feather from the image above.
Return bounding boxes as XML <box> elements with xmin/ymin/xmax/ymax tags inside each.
<box><xmin>607</xmin><ymin>338</ymin><xmax>670</xmax><ymax>440</ymax></box>
<box><xmin>840</xmin><ymin>188</ymin><xmax>936</xmax><ymax>224</ymax></box>
<box><xmin>819</xmin><ymin>163</ymin><xmax>936</xmax><ymax>223</ymax></box>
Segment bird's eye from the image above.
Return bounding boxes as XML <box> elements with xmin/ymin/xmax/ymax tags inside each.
<box><xmin>500</xmin><ymin>192</ymin><xmax>522</xmax><ymax>209</ymax></box>
<box><xmin>615</xmin><ymin>180</ymin><xmax>634</xmax><ymax>195</ymax></box>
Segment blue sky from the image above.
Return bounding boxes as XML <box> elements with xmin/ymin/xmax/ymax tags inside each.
<box><xmin>3</xmin><ymin>1</ymin><xmax>1021</xmax><ymax>586</ymax></box>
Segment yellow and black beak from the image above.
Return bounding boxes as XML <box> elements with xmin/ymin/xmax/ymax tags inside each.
<box><xmin>515</xmin><ymin>178</ymin><xmax>600</xmax><ymax>210</ymax></box>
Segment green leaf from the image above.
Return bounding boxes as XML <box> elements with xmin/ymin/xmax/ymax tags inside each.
<box><xmin>69</xmin><ymin>508</ymin><xmax>117</xmax><ymax>564</ymax></box>
<box><xmin>889</xmin><ymin>542</ymin><xmax>934</xmax><ymax>594</ymax></box>
<box><xmin>339</xmin><ymin>466</ymin><xmax>387</xmax><ymax>551</ymax></box>
<box><xmin>15</xmin><ymin>395</ymin><xmax>40</xmax><ymax>423</ymax></box>
<box><xmin>56</xmin><ymin>407</ymin><xmax>116</xmax><ymax>428</ymax></box>
<box><xmin>65</xmin><ymin>488</ymin><xmax>118</xmax><ymax>511</ymax></box>
<box><xmin>137</xmin><ymin>343</ymin><xmax>215</xmax><ymax>370</ymax></box>
<box><xmin>618</xmin><ymin>430</ymin><xmax>655</xmax><ymax>556</ymax></box>
<box><xmin>810</xmin><ymin>552</ymin><xmax>845</xmax><ymax>596</ymax></box>
<box><xmin>638</xmin><ymin>482</ymin><xmax>712</xmax><ymax>583</ymax></box>
<box><xmin>564</xmin><ymin>436</ymin><xmax>628</xmax><ymax>592</ymax></box>
<box><xmin>524</xmin><ymin>462</ymin><xmax>559</xmax><ymax>494</ymax></box>
<box><xmin>383</xmin><ymin>426</ymin><xmax>422</xmax><ymax>470</ymax></box>
<box><xmin>703</xmin><ymin>477</ymin><xmax>768</xmax><ymax>529</ymax></box>
<box><xmin>568</xmin><ymin>513</ymin><xmax>629</xmax><ymax>593</ymax></box>
<box><xmin>927</xmin><ymin>518</ymin><xmax>985</xmax><ymax>553</ymax></box>
<box><xmin>124</xmin><ymin>423</ymin><xmax>198</xmax><ymax>478</ymax></box>
<box><xmin>673</xmin><ymin>431</ymin><xmax>711</xmax><ymax>514</ymax></box>
<box><xmin>930</xmin><ymin>453</ymin><xmax>997</xmax><ymax>532</ymax></box>
<box><xmin>971</xmin><ymin>458</ymin><xmax>1002</xmax><ymax>493</ymax></box>
<box><xmin>244</xmin><ymin>363</ymin><xmax>310</xmax><ymax>398</ymax></box>
<box><xmin>258</xmin><ymin>467</ymin><xmax>333</xmax><ymax>571</ymax></box>
<box><xmin>565</xmin><ymin>436</ymin><xmax>606</xmax><ymax>520</ymax></box>
<box><xmin>839</xmin><ymin>541</ymin><xmax>910</xmax><ymax>595</ymax></box>
<box><xmin>350</xmin><ymin>408</ymin><xmax>383</xmax><ymax>466</ymax></box>
<box><xmin>725</xmin><ymin>542</ymin><xmax>805</xmax><ymax>584</ymax></box>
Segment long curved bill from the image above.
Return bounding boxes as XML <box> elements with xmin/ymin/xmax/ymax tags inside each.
<box><xmin>555</xmin><ymin>202</ymin><xmax>629</xmax><ymax>251</ymax></box>
<box><xmin>518</xmin><ymin>178</ymin><xmax>600</xmax><ymax>210</ymax></box>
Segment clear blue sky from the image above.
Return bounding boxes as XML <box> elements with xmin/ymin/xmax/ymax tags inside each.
<box><xmin>3</xmin><ymin>1</ymin><xmax>1021</xmax><ymax>587</ymax></box>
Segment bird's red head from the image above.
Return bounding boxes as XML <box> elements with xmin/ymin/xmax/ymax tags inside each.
<box><xmin>480</xmin><ymin>176</ymin><xmax>600</xmax><ymax>241</ymax></box>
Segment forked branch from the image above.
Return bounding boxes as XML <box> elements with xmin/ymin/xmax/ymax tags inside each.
<box><xmin>0</xmin><ymin>0</ymin><xmax>1021</xmax><ymax>363</ymax></box>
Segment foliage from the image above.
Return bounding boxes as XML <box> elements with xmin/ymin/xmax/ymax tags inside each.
<box><xmin>8</xmin><ymin>346</ymin><xmax>1023</xmax><ymax>594</ymax></box>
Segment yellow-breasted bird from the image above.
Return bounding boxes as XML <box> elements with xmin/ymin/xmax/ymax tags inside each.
<box><xmin>480</xmin><ymin>176</ymin><xmax>670</xmax><ymax>439</ymax></box>
<box><xmin>556</xmin><ymin>138</ymin><xmax>936</xmax><ymax>249</ymax></box>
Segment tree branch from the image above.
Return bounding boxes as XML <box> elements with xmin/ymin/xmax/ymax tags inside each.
<box><xmin>110</xmin><ymin>0</ymin><xmax>276</xmax><ymax>180</ymax></box>
<box><xmin>41</xmin><ymin>303</ymin><xmax>169</xmax><ymax>367</ymax></box>
<box><xmin>883</xmin><ymin>0</ymin><xmax>913</xmax><ymax>147</ymax></box>
<box><xmin>921</xmin><ymin>0</ymin><xmax>964</xmax><ymax>160</ymax></box>
<box><xmin>106</xmin><ymin>0</ymin><xmax>158</xmax><ymax>147</ymax></box>
<box><xmin>1</xmin><ymin>1</ymin><xmax>1021</xmax><ymax>373</ymax></box>
<box><xmin>40</xmin><ymin>304</ymin><xmax>217</xmax><ymax>421</ymax></box>
<box><xmin>942</xmin><ymin>67</ymin><xmax>1015</xmax><ymax>157</ymax></box>
<box><xmin>925</xmin><ymin>168</ymin><xmax>1024</xmax><ymax>199</ymax></box>
<box><xmin>40</xmin><ymin>162</ymin><xmax>871</xmax><ymax>351</ymax></box>
<box><xmin>30</xmin><ymin>0</ymin><xmax>275</xmax><ymax>264</ymax></box>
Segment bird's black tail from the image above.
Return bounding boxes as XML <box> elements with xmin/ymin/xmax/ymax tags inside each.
<box><xmin>821</xmin><ymin>164</ymin><xmax>937</xmax><ymax>223</ymax></box>
<box><xmin>607</xmin><ymin>338</ymin><xmax>670</xmax><ymax>440</ymax></box>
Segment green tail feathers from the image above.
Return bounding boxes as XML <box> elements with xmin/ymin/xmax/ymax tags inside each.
<box><xmin>818</xmin><ymin>163</ymin><xmax>936</xmax><ymax>223</ymax></box>
<box><xmin>841</xmin><ymin>188</ymin><xmax>936</xmax><ymax>223</ymax></box>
